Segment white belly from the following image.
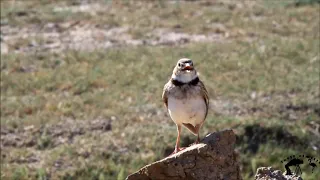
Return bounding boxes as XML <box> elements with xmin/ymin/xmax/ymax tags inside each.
<box><xmin>167</xmin><ymin>96</ymin><xmax>206</xmax><ymax>126</ymax></box>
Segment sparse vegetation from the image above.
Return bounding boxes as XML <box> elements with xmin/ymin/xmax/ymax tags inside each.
<box><xmin>1</xmin><ymin>0</ymin><xmax>319</xmax><ymax>180</ymax></box>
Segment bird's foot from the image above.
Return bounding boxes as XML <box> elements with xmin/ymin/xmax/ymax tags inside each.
<box><xmin>169</xmin><ymin>147</ymin><xmax>186</xmax><ymax>156</ymax></box>
<box><xmin>189</xmin><ymin>140</ymin><xmax>200</xmax><ymax>147</ymax></box>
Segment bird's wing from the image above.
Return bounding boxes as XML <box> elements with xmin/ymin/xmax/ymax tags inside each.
<box><xmin>162</xmin><ymin>82</ymin><xmax>169</xmax><ymax>108</ymax></box>
<box><xmin>199</xmin><ymin>80</ymin><xmax>209</xmax><ymax>118</ymax></box>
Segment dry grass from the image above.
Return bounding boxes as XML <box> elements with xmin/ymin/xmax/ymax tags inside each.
<box><xmin>1</xmin><ymin>0</ymin><xmax>319</xmax><ymax>179</ymax></box>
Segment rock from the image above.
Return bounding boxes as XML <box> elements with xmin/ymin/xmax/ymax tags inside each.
<box><xmin>126</xmin><ymin>129</ymin><xmax>241</xmax><ymax>180</ymax></box>
<box><xmin>255</xmin><ymin>167</ymin><xmax>303</xmax><ymax>180</ymax></box>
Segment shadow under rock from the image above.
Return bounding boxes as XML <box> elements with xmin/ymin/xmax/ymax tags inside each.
<box><xmin>236</xmin><ymin>124</ymin><xmax>309</xmax><ymax>154</ymax></box>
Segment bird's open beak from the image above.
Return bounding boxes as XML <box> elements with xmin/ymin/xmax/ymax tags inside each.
<box><xmin>183</xmin><ymin>65</ymin><xmax>193</xmax><ymax>70</ymax></box>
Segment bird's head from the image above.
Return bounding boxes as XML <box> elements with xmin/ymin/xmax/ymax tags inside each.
<box><xmin>172</xmin><ymin>58</ymin><xmax>198</xmax><ymax>83</ymax></box>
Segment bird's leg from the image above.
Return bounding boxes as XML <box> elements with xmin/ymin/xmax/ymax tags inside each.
<box><xmin>173</xmin><ymin>124</ymin><xmax>182</xmax><ymax>154</ymax></box>
<box><xmin>195</xmin><ymin>133</ymin><xmax>200</xmax><ymax>144</ymax></box>
<box><xmin>194</xmin><ymin>124</ymin><xmax>201</xmax><ymax>144</ymax></box>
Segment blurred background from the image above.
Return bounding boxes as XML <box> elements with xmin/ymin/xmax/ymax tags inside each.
<box><xmin>1</xmin><ymin>0</ymin><xmax>319</xmax><ymax>179</ymax></box>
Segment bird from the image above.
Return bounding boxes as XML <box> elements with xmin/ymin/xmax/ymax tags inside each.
<box><xmin>162</xmin><ymin>58</ymin><xmax>209</xmax><ymax>154</ymax></box>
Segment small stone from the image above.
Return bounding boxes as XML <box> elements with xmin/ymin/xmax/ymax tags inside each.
<box><xmin>255</xmin><ymin>167</ymin><xmax>303</xmax><ymax>180</ymax></box>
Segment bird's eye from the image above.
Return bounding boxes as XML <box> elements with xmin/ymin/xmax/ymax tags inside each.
<box><xmin>178</xmin><ymin>63</ymin><xmax>181</xmax><ymax>67</ymax></box>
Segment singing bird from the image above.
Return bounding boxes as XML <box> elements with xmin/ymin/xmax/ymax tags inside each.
<box><xmin>162</xmin><ymin>58</ymin><xmax>209</xmax><ymax>154</ymax></box>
